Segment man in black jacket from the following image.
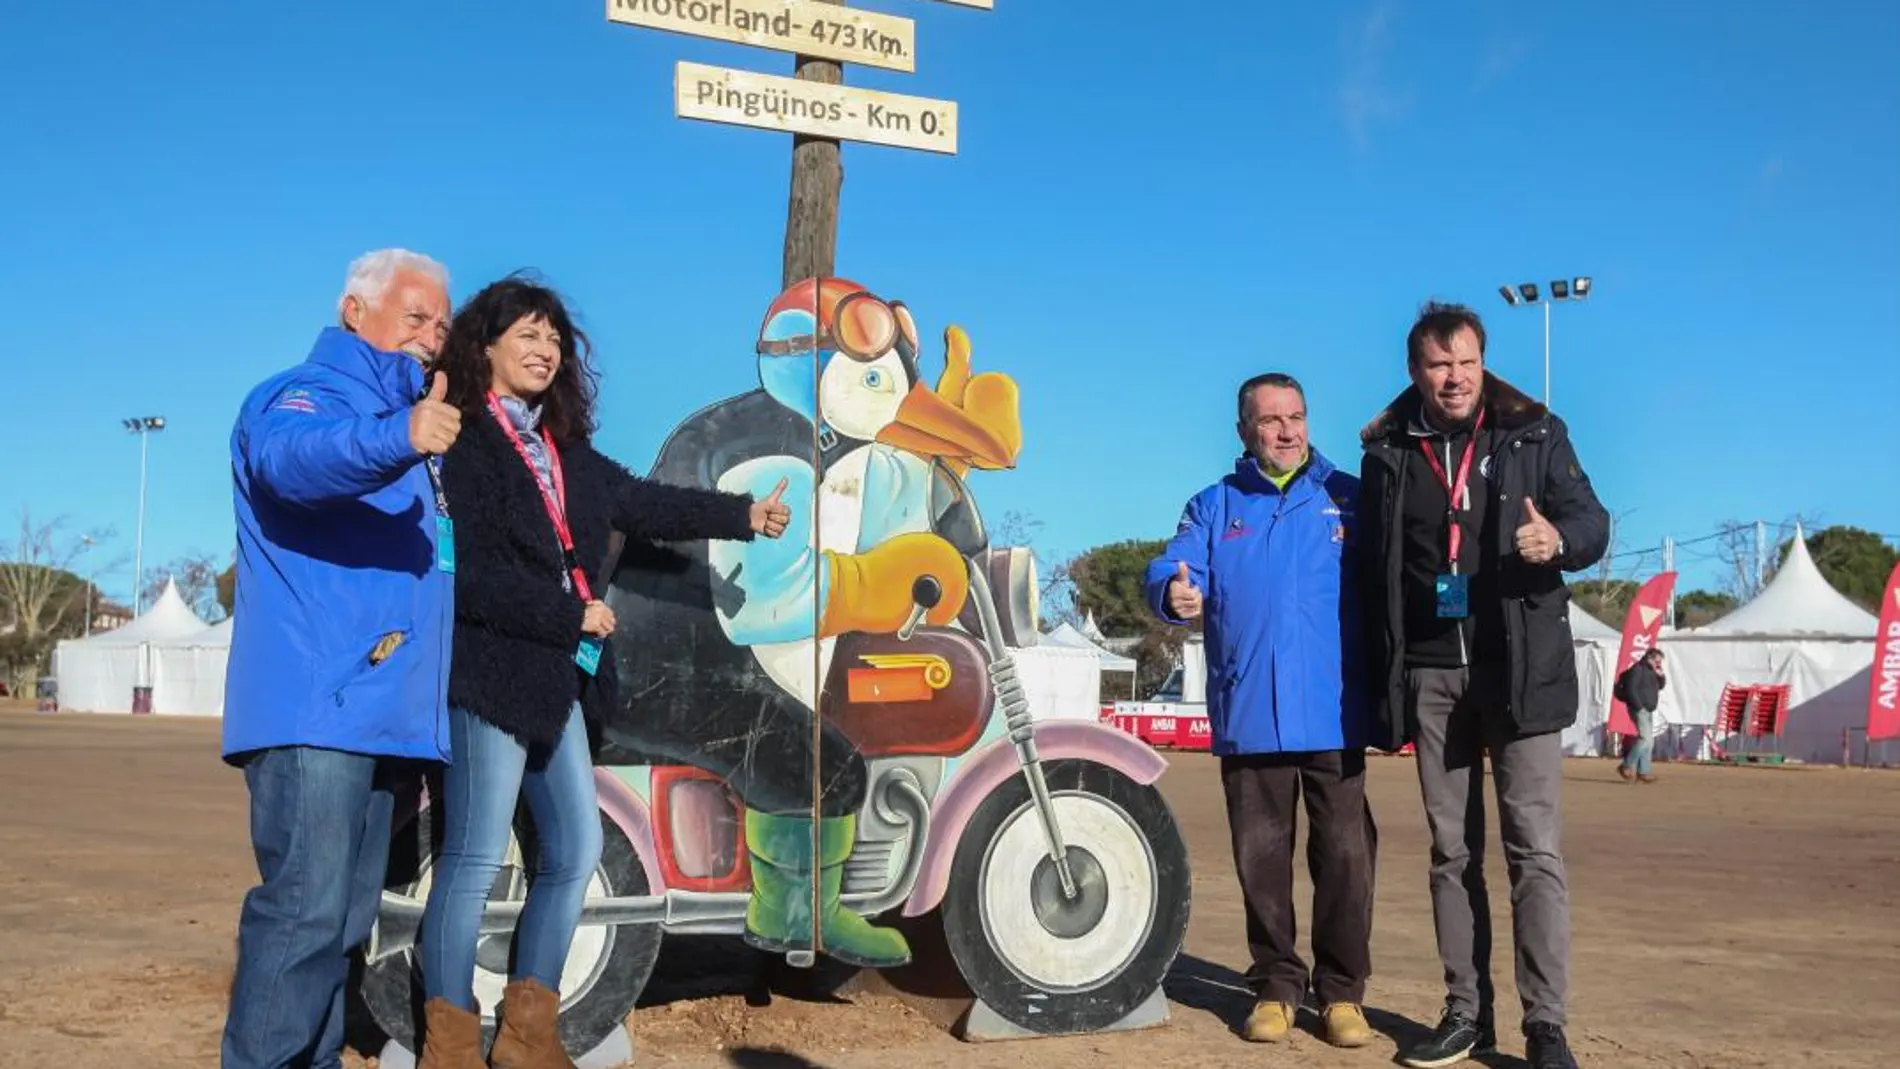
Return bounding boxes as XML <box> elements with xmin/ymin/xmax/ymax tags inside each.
<box><xmin>1357</xmin><ymin>302</ymin><xmax>1609</xmax><ymax>1069</ymax></box>
<box><xmin>1615</xmin><ymin>648</ymin><xmax>1666</xmax><ymax>783</ymax></box>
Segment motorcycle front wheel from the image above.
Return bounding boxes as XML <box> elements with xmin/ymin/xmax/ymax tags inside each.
<box><xmin>359</xmin><ymin>793</ymin><xmax>662</xmax><ymax>1055</ymax></box>
<box><xmin>940</xmin><ymin>758</ymin><xmax>1191</xmax><ymax>1034</ymax></box>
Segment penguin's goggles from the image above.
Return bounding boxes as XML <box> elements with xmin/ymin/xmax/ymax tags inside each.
<box><xmin>756</xmin><ymin>290</ymin><xmax>918</xmax><ymax>364</ymax></box>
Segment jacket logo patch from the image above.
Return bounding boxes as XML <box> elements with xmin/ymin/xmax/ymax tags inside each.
<box><xmin>1222</xmin><ymin>520</ymin><xmax>1250</xmax><ymax>541</ymax></box>
<box><xmin>274</xmin><ymin>388</ymin><xmax>318</xmax><ymax>415</ymax></box>
<box><xmin>1479</xmin><ymin>455</ymin><xmax>1493</xmax><ymax>478</ymax></box>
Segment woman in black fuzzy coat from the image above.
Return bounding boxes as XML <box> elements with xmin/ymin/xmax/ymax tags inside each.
<box><xmin>413</xmin><ymin>275</ymin><xmax>789</xmax><ymax>1067</ymax></box>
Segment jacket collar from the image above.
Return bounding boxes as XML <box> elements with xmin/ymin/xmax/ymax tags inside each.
<box><xmin>1359</xmin><ymin>371</ymin><xmax>1546</xmax><ymax>449</ymax></box>
<box><xmin>1233</xmin><ymin>446</ymin><xmax>1335</xmax><ymax>495</ymax></box>
<box><xmin>305</xmin><ymin>326</ymin><xmax>423</xmax><ymax>407</ymax></box>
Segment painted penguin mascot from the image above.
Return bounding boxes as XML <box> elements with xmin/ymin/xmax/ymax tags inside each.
<box><xmin>601</xmin><ymin>277</ymin><xmax>1019</xmax><ymax>968</ymax></box>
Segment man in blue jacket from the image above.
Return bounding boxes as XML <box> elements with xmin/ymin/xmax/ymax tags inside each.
<box><xmin>220</xmin><ymin>248</ymin><xmax>462</xmax><ymax>1069</ymax></box>
<box><xmin>1146</xmin><ymin>372</ymin><xmax>1377</xmax><ymax>1050</ymax></box>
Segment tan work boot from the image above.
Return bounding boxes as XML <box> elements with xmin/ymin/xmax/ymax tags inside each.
<box><xmin>1323</xmin><ymin>1002</ymin><xmax>1375</xmax><ymax>1048</ymax></box>
<box><xmin>1242</xmin><ymin>999</ymin><xmax>1295</xmax><ymax>1042</ymax></box>
<box><xmin>416</xmin><ymin>997</ymin><xmax>485</xmax><ymax>1069</ymax></box>
<box><xmin>489</xmin><ymin>978</ymin><xmax>577</xmax><ymax>1069</ymax></box>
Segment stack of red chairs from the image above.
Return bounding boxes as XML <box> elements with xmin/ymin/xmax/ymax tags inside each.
<box><xmin>1748</xmin><ymin>684</ymin><xmax>1792</xmax><ymax>739</ymax></box>
<box><xmin>1715</xmin><ymin>684</ymin><xmax>1752</xmax><ymax>739</ymax></box>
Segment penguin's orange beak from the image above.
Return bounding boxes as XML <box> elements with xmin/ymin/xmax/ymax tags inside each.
<box><xmin>876</xmin><ymin>383</ymin><xmax>1016</xmax><ymax>470</ymax></box>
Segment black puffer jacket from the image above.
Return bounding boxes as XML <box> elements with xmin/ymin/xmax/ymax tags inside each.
<box><xmin>1356</xmin><ymin>373</ymin><xmax>1610</xmax><ymax>748</ymax></box>
<box><xmin>439</xmin><ymin>413</ymin><xmax>757</xmax><ymax>747</ymax></box>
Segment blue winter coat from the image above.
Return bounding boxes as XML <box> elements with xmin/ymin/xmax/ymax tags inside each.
<box><xmin>221</xmin><ymin>327</ymin><xmax>453</xmax><ymax>764</ymax></box>
<box><xmin>1144</xmin><ymin>450</ymin><xmax>1368</xmax><ymax>755</ymax></box>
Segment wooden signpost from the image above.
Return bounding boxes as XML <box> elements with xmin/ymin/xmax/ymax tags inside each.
<box><xmin>606</xmin><ymin>0</ymin><xmax>987</xmax><ymax>285</ymax></box>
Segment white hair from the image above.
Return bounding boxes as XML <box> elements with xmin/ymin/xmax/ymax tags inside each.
<box><xmin>337</xmin><ymin>248</ymin><xmax>450</xmax><ymax>323</ymax></box>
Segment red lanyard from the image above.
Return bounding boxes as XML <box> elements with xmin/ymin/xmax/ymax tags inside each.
<box><xmin>486</xmin><ymin>392</ymin><xmax>593</xmax><ymax>603</ymax></box>
<box><xmin>1417</xmin><ymin>409</ymin><xmax>1486</xmax><ymax>569</ymax></box>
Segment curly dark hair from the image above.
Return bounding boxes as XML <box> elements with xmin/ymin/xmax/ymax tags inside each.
<box><xmin>435</xmin><ymin>273</ymin><xmax>599</xmax><ymax>444</ymax></box>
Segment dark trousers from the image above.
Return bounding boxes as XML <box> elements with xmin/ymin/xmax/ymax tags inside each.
<box><xmin>1408</xmin><ymin>665</ymin><xmax>1570</xmax><ymax>1027</ymax></box>
<box><xmin>1219</xmin><ymin>749</ymin><xmax>1377</xmax><ymax>1007</ymax></box>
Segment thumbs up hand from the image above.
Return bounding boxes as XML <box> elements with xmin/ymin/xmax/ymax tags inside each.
<box><xmin>1166</xmin><ymin>560</ymin><xmax>1204</xmax><ymax>620</ymax></box>
<box><xmin>750</xmin><ymin>476</ymin><xmax>792</xmax><ymax>539</ymax></box>
<box><xmin>409</xmin><ymin>372</ymin><xmax>462</xmax><ymax>456</ymax></box>
<box><xmin>1515</xmin><ymin>496</ymin><xmax>1562</xmax><ymax>565</ymax></box>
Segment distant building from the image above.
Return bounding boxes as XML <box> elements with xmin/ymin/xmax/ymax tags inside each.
<box><xmin>90</xmin><ymin>600</ymin><xmax>133</xmax><ymax>633</ymax></box>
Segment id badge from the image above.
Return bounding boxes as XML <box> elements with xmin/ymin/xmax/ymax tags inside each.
<box><xmin>1435</xmin><ymin>573</ymin><xmax>1470</xmax><ymax>619</ymax></box>
<box><xmin>434</xmin><ymin>516</ymin><xmax>456</xmax><ymax>573</ymax></box>
<box><xmin>574</xmin><ymin>637</ymin><xmax>602</xmax><ymax>676</ymax></box>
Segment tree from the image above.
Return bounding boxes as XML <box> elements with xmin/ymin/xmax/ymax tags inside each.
<box><xmin>140</xmin><ymin>552</ymin><xmax>229</xmax><ymax>623</ymax></box>
<box><xmin>1066</xmin><ymin>538</ymin><xmax>1179</xmax><ymax>693</ymax></box>
<box><xmin>216</xmin><ymin>560</ymin><xmax>236</xmax><ymax>617</ymax></box>
<box><xmin>1675</xmin><ymin>589</ymin><xmax>1738</xmax><ymax>629</ymax></box>
<box><xmin>0</xmin><ymin>512</ymin><xmax>115</xmax><ymax>694</ymax></box>
<box><xmin>1570</xmin><ymin>578</ymin><xmax>1638</xmax><ymax>629</ymax></box>
<box><xmin>988</xmin><ymin>510</ymin><xmax>1075</xmax><ymax>629</ymax></box>
<box><xmin>1781</xmin><ymin>526</ymin><xmax>1899</xmax><ymax>613</ymax></box>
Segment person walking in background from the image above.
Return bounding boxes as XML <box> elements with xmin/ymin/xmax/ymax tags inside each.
<box><xmin>1145</xmin><ymin>372</ymin><xmax>1378</xmax><ymax>1050</ymax></box>
<box><xmin>220</xmin><ymin>248</ymin><xmax>461</xmax><ymax>1069</ymax></box>
<box><xmin>413</xmin><ymin>275</ymin><xmax>789</xmax><ymax>1069</ymax></box>
<box><xmin>1356</xmin><ymin>301</ymin><xmax>1609</xmax><ymax>1069</ymax></box>
<box><xmin>1615</xmin><ymin>648</ymin><xmax>1667</xmax><ymax>783</ymax></box>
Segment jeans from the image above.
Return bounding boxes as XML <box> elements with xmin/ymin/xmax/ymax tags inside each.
<box><xmin>420</xmin><ymin>702</ymin><xmax>602</xmax><ymax>1011</ymax></box>
<box><xmin>222</xmin><ymin>746</ymin><xmax>402</xmax><ymax>1069</ymax></box>
<box><xmin>1220</xmin><ymin>750</ymin><xmax>1378</xmax><ymax>1007</ymax></box>
<box><xmin>1408</xmin><ymin>665</ymin><xmax>1570</xmax><ymax>1028</ymax></box>
<box><xmin>1620</xmin><ymin>709</ymin><xmax>1655</xmax><ymax>776</ymax></box>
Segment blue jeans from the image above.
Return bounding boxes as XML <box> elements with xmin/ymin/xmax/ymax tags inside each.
<box><xmin>420</xmin><ymin>702</ymin><xmax>602</xmax><ymax>1011</ymax></box>
<box><xmin>1621</xmin><ymin>709</ymin><xmax>1655</xmax><ymax>776</ymax></box>
<box><xmin>222</xmin><ymin>746</ymin><xmax>401</xmax><ymax>1069</ymax></box>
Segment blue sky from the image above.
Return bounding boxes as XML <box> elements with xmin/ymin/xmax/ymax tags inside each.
<box><xmin>3</xmin><ymin>0</ymin><xmax>1897</xmax><ymax>611</ymax></box>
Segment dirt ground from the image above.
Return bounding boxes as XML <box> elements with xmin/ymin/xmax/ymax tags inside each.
<box><xmin>1</xmin><ymin>705</ymin><xmax>1895</xmax><ymax>1068</ymax></box>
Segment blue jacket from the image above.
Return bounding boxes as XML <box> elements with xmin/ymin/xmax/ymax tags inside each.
<box><xmin>1144</xmin><ymin>450</ymin><xmax>1368</xmax><ymax>755</ymax></box>
<box><xmin>221</xmin><ymin>327</ymin><xmax>453</xmax><ymax>764</ymax></box>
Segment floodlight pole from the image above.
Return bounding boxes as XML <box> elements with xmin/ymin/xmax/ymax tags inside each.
<box><xmin>124</xmin><ymin>416</ymin><xmax>166</xmax><ymax>614</ymax></box>
<box><xmin>1499</xmin><ymin>277</ymin><xmax>1589</xmax><ymax>408</ymax></box>
<box><xmin>1543</xmin><ymin>299</ymin><xmax>1551</xmax><ymax>408</ymax></box>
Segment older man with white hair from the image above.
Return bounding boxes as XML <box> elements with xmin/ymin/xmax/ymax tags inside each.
<box><xmin>220</xmin><ymin>248</ymin><xmax>462</xmax><ymax>1069</ymax></box>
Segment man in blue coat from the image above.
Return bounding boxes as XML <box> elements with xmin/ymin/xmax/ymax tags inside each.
<box><xmin>1146</xmin><ymin>372</ymin><xmax>1377</xmax><ymax>1049</ymax></box>
<box><xmin>220</xmin><ymin>248</ymin><xmax>462</xmax><ymax>1069</ymax></box>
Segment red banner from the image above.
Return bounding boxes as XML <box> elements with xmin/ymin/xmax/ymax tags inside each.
<box><xmin>1868</xmin><ymin>562</ymin><xmax>1900</xmax><ymax>742</ymax></box>
<box><xmin>1608</xmin><ymin>571</ymin><xmax>1678</xmax><ymax>737</ymax></box>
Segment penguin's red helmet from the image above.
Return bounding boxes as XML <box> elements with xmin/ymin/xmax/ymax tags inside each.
<box><xmin>756</xmin><ymin>277</ymin><xmax>918</xmax><ymax>365</ymax></box>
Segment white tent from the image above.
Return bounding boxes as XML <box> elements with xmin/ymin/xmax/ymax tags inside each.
<box><xmin>1573</xmin><ymin>530</ymin><xmax>1879</xmax><ymax>764</ymax></box>
<box><xmin>1692</xmin><ymin>529</ymin><xmax>1878</xmax><ymax>638</ymax></box>
<box><xmin>1561</xmin><ymin>602</ymin><xmax>1623</xmax><ymax>756</ymax></box>
<box><xmin>1569</xmin><ymin>603</ymin><xmax>1622</xmax><ymax>642</ymax></box>
<box><xmin>1043</xmin><ymin>621</ymin><xmax>1137</xmax><ymax>672</ymax></box>
<box><xmin>151</xmin><ymin>616</ymin><xmax>234</xmax><ymax>717</ymax></box>
<box><xmin>1041</xmin><ymin>620</ymin><xmax>1139</xmax><ymax>698</ymax></box>
<box><xmin>52</xmin><ymin>581</ymin><xmax>220</xmax><ymax>715</ymax></box>
<box><xmin>1007</xmin><ymin>643</ymin><xmax>1105</xmax><ymax>722</ymax></box>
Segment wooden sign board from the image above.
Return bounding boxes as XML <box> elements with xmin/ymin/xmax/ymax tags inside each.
<box><xmin>676</xmin><ymin>61</ymin><xmax>958</xmax><ymax>154</ymax></box>
<box><xmin>608</xmin><ymin>0</ymin><xmax>916</xmax><ymax>73</ymax></box>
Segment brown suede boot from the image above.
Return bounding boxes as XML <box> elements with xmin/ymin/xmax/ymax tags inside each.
<box><xmin>488</xmin><ymin>978</ymin><xmax>576</xmax><ymax>1069</ymax></box>
<box><xmin>416</xmin><ymin>997</ymin><xmax>486</xmax><ymax>1069</ymax></box>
